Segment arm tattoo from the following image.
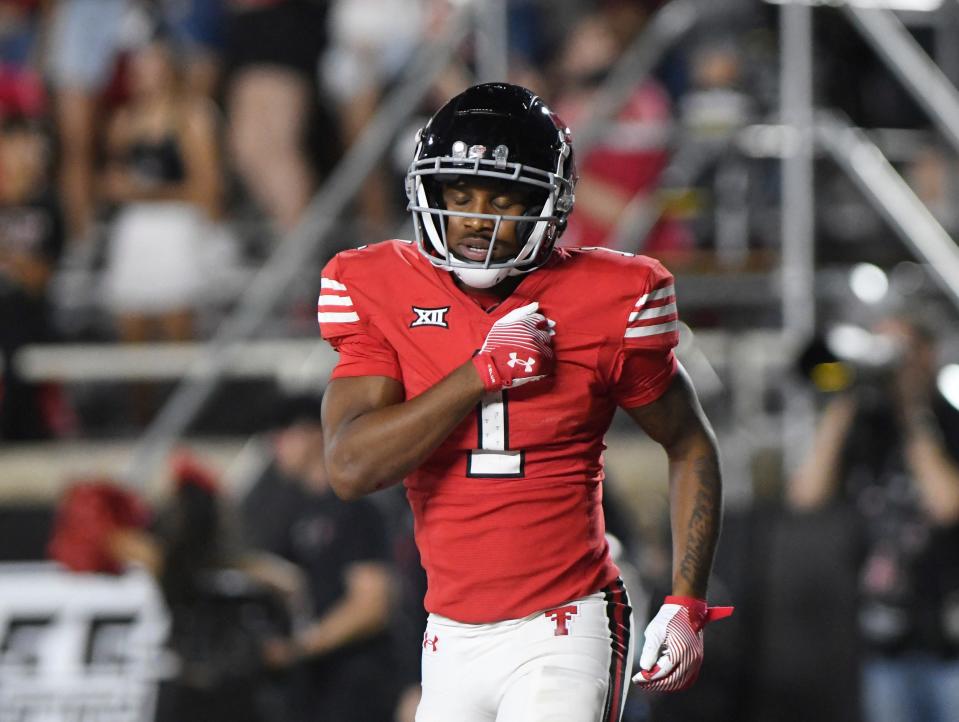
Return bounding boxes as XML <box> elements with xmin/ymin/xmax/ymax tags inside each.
<box><xmin>625</xmin><ymin>366</ymin><xmax>723</xmax><ymax>596</ymax></box>
<box><xmin>678</xmin><ymin>454</ymin><xmax>722</xmax><ymax>594</ymax></box>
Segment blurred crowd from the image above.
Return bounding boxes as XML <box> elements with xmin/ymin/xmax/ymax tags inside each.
<box><xmin>2</xmin><ymin>0</ymin><xmax>957</xmax><ymax>441</ymax></box>
<box><xmin>0</xmin><ymin>0</ymin><xmax>783</xmax><ymax>441</ymax></box>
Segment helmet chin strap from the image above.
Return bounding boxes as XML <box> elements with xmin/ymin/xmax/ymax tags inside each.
<box><xmin>450</xmin><ymin>265</ymin><xmax>512</xmax><ymax>289</ymax></box>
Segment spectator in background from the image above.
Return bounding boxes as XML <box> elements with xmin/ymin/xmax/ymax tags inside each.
<box><xmin>321</xmin><ymin>0</ymin><xmax>422</xmax><ymax>238</ymax></box>
<box><xmin>147</xmin><ymin>457</ymin><xmax>294</xmax><ymax>722</ymax></box>
<box><xmin>160</xmin><ymin>0</ymin><xmax>226</xmax><ymax>99</ymax></box>
<box><xmin>239</xmin><ymin>393</ymin><xmax>398</xmax><ymax>722</ymax></box>
<box><xmin>551</xmin><ymin>0</ymin><xmax>693</xmax><ymax>262</ymax></box>
<box><xmin>0</xmin><ymin>0</ymin><xmax>45</xmax><ymax>120</ymax></box>
<box><xmin>224</xmin><ymin>0</ymin><xmax>339</xmax><ymax>234</ymax></box>
<box><xmin>49</xmin><ymin>457</ymin><xmax>303</xmax><ymax>722</ymax></box>
<box><xmin>677</xmin><ymin>35</ymin><xmax>757</xmax><ymax>270</ymax></box>
<box><xmin>787</xmin><ymin>315</ymin><xmax>959</xmax><ymax>722</ymax></box>
<box><xmin>906</xmin><ymin>141</ymin><xmax>959</xmax><ymax>238</ymax></box>
<box><xmin>678</xmin><ymin>37</ymin><xmax>752</xmax><ymax>139</ymax></box>
<box><xmin>45</xmin><ymin>0</ymin><xmax>130</xmax><ymax>246</ymax></box>
<box><xmin>0</xmin><ymin>116</ymin><xmax>65</xmax><ymax>439</ymax></box>
<box><xmin>386</xmin><ymin>484</ymin><xmax>428</xmax><ymax>722</ymax></box>
<box><xmin>99</xmin><ymin>25</ymin><xmax>221</xmax><ymax>345</ymax></box>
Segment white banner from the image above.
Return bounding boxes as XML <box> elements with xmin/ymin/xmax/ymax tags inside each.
<box><xmin>0</xmin><ymin>562</ymin><xmax>170</xmax><ymax>722</ymax></box>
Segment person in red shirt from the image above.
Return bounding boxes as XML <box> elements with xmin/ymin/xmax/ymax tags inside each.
<box><xmin>318</xmin><ymin>82</ymin><xmax>731</xmax><ymax>722</ymax></box>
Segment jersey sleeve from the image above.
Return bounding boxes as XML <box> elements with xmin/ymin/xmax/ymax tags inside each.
<box><xmin>318</xmin><ymin>254</ymin><xmax>403</xmax><ymax>382</ymax></box>
<box><xmin>610</xmin><ymin>258</ymin><xmax>679</xmax><ymax>408</ymax></box>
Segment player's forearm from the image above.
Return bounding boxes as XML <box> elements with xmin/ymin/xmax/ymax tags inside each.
<box><xmin>2</xmin><ymin>253</ymin><xmax>52</xmax><ymax>295</ymax></box>
<box><xmin>786</xmin><ymin>394</ymin><xmax>856</xmax><ymax>510</ymax></box>
<box><xmin>903</xmin><ymin>420</ymin><xmax>959</xmax><ymax>524</ymax></box>
<box><xmin>296</xmin><ymin>590</ymin><xmax>389</xmax><ymax>657</ymax></box>
<box><xmin>326</xmin><ymin>361</ymin><xmax>485</xmax><ymax>499</ymax></box>
<box><xmin>105</xmin><ymin>528</ymin><xmax>163</xmax><ymax>575</ymax></box>
<box><xmin>667</xmin><ymin>429</ymin><xmax>723</xmax><ymax>599</ymax></box>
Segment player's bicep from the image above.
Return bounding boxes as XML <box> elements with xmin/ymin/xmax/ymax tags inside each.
<box><xmin>322</xmin><ymin>375</ymin><xmax>405</xmax><ymax>441</ymax></box>
<box><xmin>624</xmin><ymin>364</ymin><xmax>711</xmax><ymax>453</ymax></box>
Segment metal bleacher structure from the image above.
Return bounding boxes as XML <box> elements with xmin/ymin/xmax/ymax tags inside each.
<box><xmin>7</xmin><ymin>0</ymin><xmax>959</xmax><ymax>507</ymax></box>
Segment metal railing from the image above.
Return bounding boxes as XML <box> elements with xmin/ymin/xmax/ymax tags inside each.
<box><xmin>573</xmin><ymin>0</ymin><xmax>700</xmax><ymax>158</ymax></box>
<box><xmin>817</xmin><ymin>111</ymin><xmax>959</xmax><ymax>308</ymax></box>
<box><xmin>844</xmin><ymin>5</ymin><xmax>959</xmax><ymax>155</ymax></box>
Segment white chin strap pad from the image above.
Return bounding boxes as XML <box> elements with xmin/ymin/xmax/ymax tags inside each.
<box><xmin>451</xmin><ymin>265</ymin><xmax>512</xmax><ymax>289</ymax></box>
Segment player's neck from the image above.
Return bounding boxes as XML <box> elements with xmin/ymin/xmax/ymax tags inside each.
<box><xmin>453</xmin><ymin>275</ymin><xmax>523</xmax><ymax>309</ymax></box>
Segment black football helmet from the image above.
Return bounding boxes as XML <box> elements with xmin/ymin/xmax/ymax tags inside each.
<box><xmin>406</xmin><ymin>83</ymin><xmax>577</xmax><ymax>288</ymax></box>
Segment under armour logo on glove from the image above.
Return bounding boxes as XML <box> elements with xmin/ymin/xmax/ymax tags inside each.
<box><xmin>506</xmin><ymin>353</ymin><xmax>536</xmax><ymax>373</ymax></box>
<box><xmin>632</xmin><ymin>596</ymin><xmax>734</xmax><ymax>693</ymax></box>
<box><xmin>472</xmin><ymin>302</ymin><xmax>555</xmax><ymax>392</ymax></box>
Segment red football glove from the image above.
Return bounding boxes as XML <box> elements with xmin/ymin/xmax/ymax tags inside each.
<box><xmin>472</xmin><ymin>301</ymin><xmax>555</xmax><ymax>392</ymax></box>
<box><xmin>632</xmin><ymin>596</ymin><xmax>734</xmax><ymax>692</ymax></box>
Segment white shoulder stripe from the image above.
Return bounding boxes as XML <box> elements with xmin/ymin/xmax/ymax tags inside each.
<box><xmin>321</xmin><ymin>277</ymin><xmax>348</xmax><ymax>291</ymax></box>
<box><xmin>317</xmin><ymin>295</ymin><xmax>354</xmax><ymax>307</ymax></box>
<box><xmin>629</xmin><ymin>302</ymin><xmax>676</xmax><ymax>323</ymax></box>
<box><xmin>624</xmin><ymin>320</ymin><xmax>679</xmax><ymax>338</ymax></box>
<box><xmin>318</xmin><ymin>311</ymin><xmax>359</xmax><ymax>323</ymax></box>
<box><xmin>634</xmin><ymin>284</ymin><xmax>675</xmax><ymax>307</ymax></box>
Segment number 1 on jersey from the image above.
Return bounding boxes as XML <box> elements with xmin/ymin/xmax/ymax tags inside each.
<box><xmin>466</xmin><ymin>391</ymin><xmax>524</xmax><ymax>478</ymax></box>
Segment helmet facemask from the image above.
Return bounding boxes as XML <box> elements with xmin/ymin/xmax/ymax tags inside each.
<box><xmin>408</xmin><ymin>162</ymin><xmax>570</xmax><ymax>288</ymax></box>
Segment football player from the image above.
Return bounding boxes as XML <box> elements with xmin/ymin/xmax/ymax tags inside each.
<box><xmin>318</xmin><ymin>83</ymin><xmax>732</xmax><ymax>722</ymax></box>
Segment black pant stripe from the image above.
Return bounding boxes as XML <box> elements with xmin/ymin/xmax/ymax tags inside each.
<box><xmin>601</xmin><ymin>578</ymin><xmax>632</xmax><ymax>722</ymax></box>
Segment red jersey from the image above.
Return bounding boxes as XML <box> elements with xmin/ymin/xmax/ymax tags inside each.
<box><xmin>318</xmin><ymin>241</ymin><xmax>679</xmax><ymax>623</ymax></box>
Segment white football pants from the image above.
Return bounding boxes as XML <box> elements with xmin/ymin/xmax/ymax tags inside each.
<box><xmin>415</xmin><ymin>579</ymin><xmax>634</xmax><ymax>722</ymax></box>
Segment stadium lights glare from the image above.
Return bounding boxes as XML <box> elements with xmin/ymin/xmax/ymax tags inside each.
<box><xmin>763</xmin><ymin>0</ymin><xmax>942</xmax><ymax>10</ymax></box>
<box><xmin>938</xmin><ymin>364</ymin><xmax>959</xmax><ymax>411</ymax></box>
<box><xmin>827</xmin><ymin>324</ymin><xmax>900</xmax><ymax>368</ymax></box>
<box><xmin>849</xmin><ymin>263</ymin><xmax>890</xmax><ymax>304</ymax></box>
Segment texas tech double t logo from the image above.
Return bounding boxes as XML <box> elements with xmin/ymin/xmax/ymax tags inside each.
<box><xmin>545</xmin><ymin>605</ymin><xmax>579</xmax><ymax>636</ymax></box>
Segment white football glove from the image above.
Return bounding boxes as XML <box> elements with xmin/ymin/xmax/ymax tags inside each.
<box><xmin>632</xmin><ymin>595</ymin><xmax>733</xmax><ymax>693</ymax></box>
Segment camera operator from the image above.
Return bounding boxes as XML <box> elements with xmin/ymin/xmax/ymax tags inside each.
<box><xmin>239</xmin><ymin>394</ymin><xmax>398</xmax><ymax>722</ymax></box>
<box><xmin>787</xmin><ymin>315</ymin><xmax>959</xmax><ymax>722</ymax></box>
